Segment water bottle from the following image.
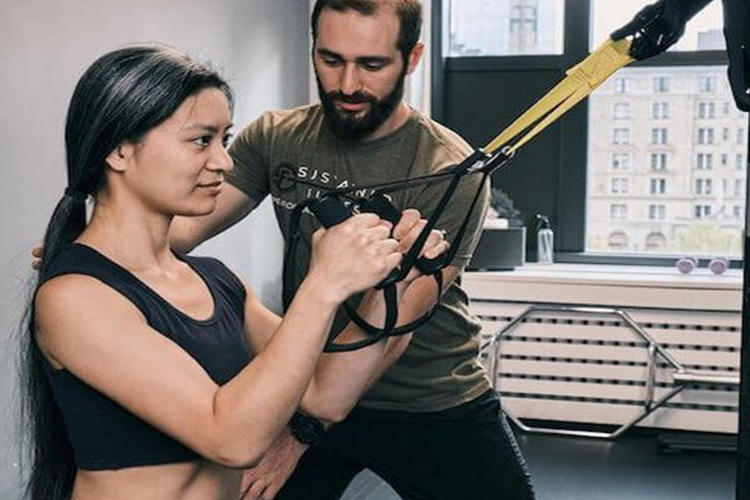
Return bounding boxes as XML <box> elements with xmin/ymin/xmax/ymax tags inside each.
<box><xmin>536</xmin><ymin>214</ymin><xmax>554</xmax><ymax>264</ymax></box>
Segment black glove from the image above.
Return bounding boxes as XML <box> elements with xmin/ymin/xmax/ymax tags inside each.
<box><xmin>611</xmin><ymin>0</ymin><xmax>714</xmax><ymax>60</ymax></box>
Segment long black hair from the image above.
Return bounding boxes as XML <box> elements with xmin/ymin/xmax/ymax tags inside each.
<box><xmin>19</xmin><ymin>45</ymin><xmax>233</xmax><ymax>500</ymax></box>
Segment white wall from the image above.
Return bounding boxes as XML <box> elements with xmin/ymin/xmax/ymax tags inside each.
<box><xmin>0</xmin><ymin>1</ymin><xmax>309</xmax><ymax>496</ymax></box>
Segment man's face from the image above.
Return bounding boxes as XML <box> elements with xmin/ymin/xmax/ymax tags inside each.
<box><xmin>313</xmin><ymin>8</ymin><xmax>409</xmax><ymax>142</ymax></box>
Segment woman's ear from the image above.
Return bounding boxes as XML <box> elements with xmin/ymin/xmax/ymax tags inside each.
<box><xmin>105</xmin><ymin>143</ymin><xmax>135</xmax><ymax>172</ymax></box>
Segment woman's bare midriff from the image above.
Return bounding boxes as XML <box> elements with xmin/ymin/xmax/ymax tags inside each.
<box><xmin>71</xmin><ymin>460</ymin><xmax>242</xmax><ymax>500</ymax></box>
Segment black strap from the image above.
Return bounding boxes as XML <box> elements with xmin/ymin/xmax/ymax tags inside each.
<box><xmin>281</xmin><ymin>148</ymin><xmax>511</xmax><ymax>352</ymax></box>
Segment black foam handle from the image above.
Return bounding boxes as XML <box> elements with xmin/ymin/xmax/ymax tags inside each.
<box><xmin>360</xmin><ymin>194</ymin><xmax>401</xmax><ymax>225</ymax></box>
<box><xmin>309</xmin><ymin>196</ymin><xmax>352</xmax><ymax>228</ymax></box>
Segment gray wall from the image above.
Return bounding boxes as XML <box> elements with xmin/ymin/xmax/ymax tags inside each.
<box><xmin>0</xmin><ymin>1</ymin><xmax>309</xmax><ymax>497</ymax></box>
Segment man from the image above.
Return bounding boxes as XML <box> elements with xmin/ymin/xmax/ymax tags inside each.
<box><xmin>171</xmin><ymin>1</ymin><xmax>535</xmax><ymax>499</ymax></box>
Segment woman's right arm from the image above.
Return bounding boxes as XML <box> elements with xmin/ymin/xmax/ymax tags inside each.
<box><xmin>35</xmin><ymin>214</ymin><xmax>400</xmax><ymax>469</ymax></box>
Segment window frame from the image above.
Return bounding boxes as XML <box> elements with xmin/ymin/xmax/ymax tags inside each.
<box><xmin>434</xmin><ymin>0</ymin><xmax>747</xmax><ymax>267</ymax></box>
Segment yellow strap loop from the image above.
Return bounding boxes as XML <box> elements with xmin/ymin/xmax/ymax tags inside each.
<box><xmin>484</xmin><ymin>38</ymin><xmax>634</xmax><ymax>156</ymax></box>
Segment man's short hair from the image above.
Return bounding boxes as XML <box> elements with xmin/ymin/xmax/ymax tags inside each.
<box><xmin>311</xmin><ymin>0</ymin><xmax>423</xmax><ymax>61</ymax></box>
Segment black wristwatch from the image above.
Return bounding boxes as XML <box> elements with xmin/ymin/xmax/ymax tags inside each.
<box><xmin>288</xmin><ymin>411</ymin><xmax>327</xmax><ymax>446</ymax></box>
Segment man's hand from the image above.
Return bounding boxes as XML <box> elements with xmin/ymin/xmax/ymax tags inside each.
<box><xmin>31</xmin><ymin>246</ymin><xmax>43</xmax><ymax>271</ymax></box>
<box><xmin>239</xmin><ymin>429</ymin><xmax>308</xmax><ymax>500</ymax></box>
<box><xmin>392</xmin><ymin>209</ymin><xmax>449</xmax><ymax>283</ymax></box>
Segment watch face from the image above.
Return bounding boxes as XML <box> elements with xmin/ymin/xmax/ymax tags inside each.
<box><xmin>290</xmin><ymin>412</ymin><xmax>326</xmax><ymax>446</ymax></box>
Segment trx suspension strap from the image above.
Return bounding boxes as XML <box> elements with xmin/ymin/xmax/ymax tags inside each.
<box><xmin>283</xmin><ymin>38</ymin><xmax>634</xmax><ymax>352</ymax></box>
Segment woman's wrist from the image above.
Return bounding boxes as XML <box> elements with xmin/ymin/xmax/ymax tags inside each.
<box><xmin>298</xmin><ymin>271</ymin><xmax>345</xmax><ymax>311</ymax></box>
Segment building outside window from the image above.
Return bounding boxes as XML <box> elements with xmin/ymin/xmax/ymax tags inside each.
<box><xmin>650</xmin><ymin>178</ymin><xmax>666</xmax><ymax>195</ymax></box>
<box><xmin>699</xmin><ymin>75</ymin><xmax>717</xmax><ymax>93</ymax></box>
<box><xmin>653</xmin><ymin>76</ymin><xmax>670</xmax><ymax>93</ymax></box>
<box><xmin>610</xmin><ymin>203</ymin><xmax>627</xmax><ymax>220</ymax></box>
<box><xmin>608</xmin><ymin>231</ymin><xmax>628</xmax><ymax>250</ymax></box>
<box><xmin>652</xmin><ymin>102</ymin><xmax>669</xmax><ymax>120</ymax></box>
<box><xmin>652</xmin><ymin>128</ymin><xmax>668</xmax><ymax>145</ymax></box>
<box><xmin>645</xmin><ymin>232</ymin><xmax>667</xmax><ymax>249</ymax></box>
<box><xmin>695</xmin><ymin>178</ymin><xmax>713</xmax><ymax>195</ymax></box>
<box><xmin>613</xmin><ymin>128</ymin><xmax>630</xmax><ymax>145</ymax></box>
<box><xmin>447</xmin><ymin>0</ymin><xmax>564</xmax><ymax>56</ymax></box>
<box><xmin>697</xmin><ymin>153</ymin><xmax>714</xmax><ymax>170</ymax></box>
<box><xmin>697</xmin><ymin>128</ymin><xmax>715</xmax><ymax>144</ymax></box>
<box><xmin>612</xmin><ymin>153</ymin><xmax>630</xmax><ymax>170</ymax></box>
<box><xmin>613</xmin><ymin>103</ymin><xmax>630</xmax><ymax>120</ymax></box>
<box><xmin>698</xmin><ymin>101</ymin><xmax>716</xmax><ymax>119</ymax></box>
<box><xmin>648</xmin><ymin>204</ymin><xmax>666</xmax><ymax>220</ymax></box>
<box><xmin>694</xmin><ymin>205</ymin><xmax>712</xmax><ymax>219</ymax></box>
<box><xmin>615</xmin><ymin>77</ymin><xmax>629</xmax><ymax>94</ymax></box>
<box><xmin>611</xmin><ymin>177</ymin><xmax>629</xmax><ymax>194</ymax></box>
<box><xmin>444</xmin><ymin>0</ymin><xmax>744</xmax><ymax>258</ymax></box>
<box><xmin>651</xmin><ymin>153</ymin><xmax>667</xmax><ymax>171</ymax></box>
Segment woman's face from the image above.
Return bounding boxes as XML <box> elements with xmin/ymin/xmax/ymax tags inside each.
<box><xmin>120</xmin><ymin>87</ymin><xmax>233</xmax><ymax>217</ymax></box>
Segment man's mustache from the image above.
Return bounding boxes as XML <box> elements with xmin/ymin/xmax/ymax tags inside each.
<box><xmin>328</xmin><ymin>91</ymin><xmax>376</xmax><ymax>105</ymax></box>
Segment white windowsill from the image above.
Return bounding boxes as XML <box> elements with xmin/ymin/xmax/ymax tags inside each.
<box><xmin>464</xmin><ymin>263</ymin><xmax>742</xmax><ymax>312</ymax></box>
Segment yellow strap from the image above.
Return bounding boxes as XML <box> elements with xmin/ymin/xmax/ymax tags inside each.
<box><xmin>484</xmin><ymin>38</ymin><xmax>634</xmax><ymax>156</ymax></box>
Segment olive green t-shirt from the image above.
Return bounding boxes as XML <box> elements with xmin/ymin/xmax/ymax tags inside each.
<box><xmin>227</xmin><ymin>104</ymin><xmax>490</xmax><ymax>412</ymax></box>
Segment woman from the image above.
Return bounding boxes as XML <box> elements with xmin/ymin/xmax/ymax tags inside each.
<box><xmin>21</xmin><ymin>46</ymin><xmax>445</xmax><ymax>500</ymax></box>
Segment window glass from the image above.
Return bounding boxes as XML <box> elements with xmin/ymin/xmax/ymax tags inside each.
<box><xmin>590</xmin><ymin>0</ymin><xmax>724</xmax><ymax>51</ymax></box>
<box><xmin>586</xmin><ymin>66</ymin><xmax>746</xmax><ymax>257</ymax></box>
<box><xmin>447</xmin><ymin>0</ymin><xmax>565</xmax><ymax>56</ymax></box>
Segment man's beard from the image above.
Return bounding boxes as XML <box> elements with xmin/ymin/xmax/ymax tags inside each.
<box><xmin>317</xmin><ymin>66</ymin><xmax>407</xmax><ymax>143</ymax></box>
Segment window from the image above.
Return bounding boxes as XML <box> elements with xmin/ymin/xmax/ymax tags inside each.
<box><xmin>695</xmin><ymin>178</ymin><xmax>713</xmax><ymax>195</ymax></box>
<box><xmin>650</xmin><ymin>178</ymin><xmax>666</xmax><ymax>195</ymax></box>
<box><xmin>613</xmin><ymin>103</ymin><xmax>630</xmax><ymax>120</ymax></box>
<box><xmin>614</xmin><ymin>78</ymin><xmax>629</xmax><ymax>94</ymax></box>
<box><xmin>735</xmin><ymin>179</ymin><xmax>744</xmax><ymax>197</ymax></box>
<box><xmin>694</xmin><ymin>205</ymin><xmax>712</xmax><ymax>219</ymax></box>
<box><xmin>651</xmin><ymin>128</ymin><xmax>668</xmax><ymax>145</ymax></box>
<box><xmin>698</xmin><ymin>102</ymin><xmax>716</xmax><ymax>119</ymax></box>
<box><xmin>610</xmin><ymin>203</ymin><xmax>627</xmax><ymax>220</ymax></box>
<box><xmin>697</xmin><ymin>153</ymin><xmax>714</xmax><ymax>170</ymax></box>
<box><xmin>699</xmin><ymin>75</ymin><xmax>717</xmax><ymax>93</ymax></box>
<box><xmin>697</xmin><ymin>128</ymin><xmax>715</xmax><ymax>145</ymax></box>
<box><xmin>651</xmin><ymin>153</ymin><xmax>667</xmax><ymax>171</ymax></box>
<box><xmin>653</xmin><ymin>77</ymin><xmax>670</xmax><ymax>93</ymax></box>
<box><xmin>652</xmin><ymin>102</ymin><xmax>669</xmax><ymax>120</ymax></box>
<box><xmin>648</xmin><ymin>205</ymin><xmax>666</xmax><ymax>221</ymax></box>
<box><xmin>447</xmin><ymin>0</ymin><xmax>565</xmax><ymax>56</ymax></box>
<box><xmin>645</xmin><ymin>232</ymin><xmax>667</xmax><ymax>249</ymax></box>
<box><xmin>613</xmin><ymin>128</ymin><xmax>630</xmax><ymax>145</ymax></box>
<box><xmin>738</xmin><ymin>154</ymin><xmax>746</xmax><ymax>170</ymax></box>
<box><xmin>612</xmin><ymin>153</ymin><xmax>630</xmax><ymax>170</ymax></box>
<box><xmin>608</xmin><ymin>231</ymin><xmax>628</xmax><ymax>251</ymax></box>
<box><xmin>510</xmin><ymin>2</ymin><xmax>539</xmax><ymax>48</ymax></box>
<box><xmin>739</xmin><ymin>128</ymin><xmax>746</xmax><ymax>144</ymax></box>
<box><xmin>735</xmin><ymin>206</ymin><xmax>744</xmax><ymax>219</ymax></box>
<box><xmin>443</xmin><ymin>0</ymin><xmax>743</xmax><ymax>259</ymax></box>
<box><xmin>611</xmin><ymin>177</ymin><xmax>629</xmax><ymax>194</ymax></box>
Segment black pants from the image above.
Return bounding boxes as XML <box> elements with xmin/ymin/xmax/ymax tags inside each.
<box><xmin>276</xmin><ymin>390</ymin><xmax>536</xmax><ymax>500</ymax></box>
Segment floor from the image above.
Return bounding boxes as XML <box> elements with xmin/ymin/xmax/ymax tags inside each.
<box><xmin>340</xmin><ymin>429</ymin><xmax>737</xmax><ymax>500</ymax></box>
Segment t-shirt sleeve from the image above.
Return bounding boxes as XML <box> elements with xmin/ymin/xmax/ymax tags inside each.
<box><xmin>411</xmin><ymin>168</ymin><xmax>489</xmax><ymax>269</ymax></box>
<box><xmin>226</xmin><ymin>114</ymin><xmax>273</xmax><ymax>204</ymax></box>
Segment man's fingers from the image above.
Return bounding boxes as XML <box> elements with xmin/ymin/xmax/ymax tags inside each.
<box><xmin>32</xmin><ymin>246</ymin><xmax>42</xmax><ymax>258</ymax></box>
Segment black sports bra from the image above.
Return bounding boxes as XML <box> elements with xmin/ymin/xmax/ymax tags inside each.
<box><xmin>41</xmin><ymin>244</ymin><xmax>251</xmax><ymax>470</ymax></box>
